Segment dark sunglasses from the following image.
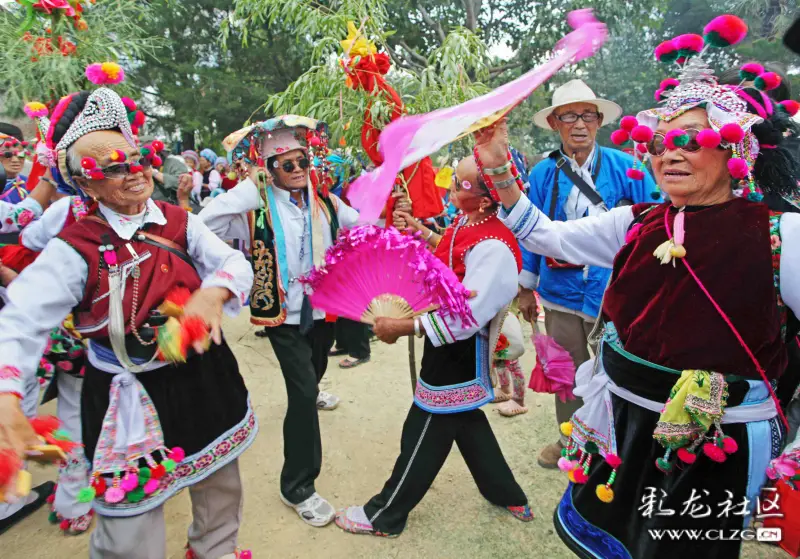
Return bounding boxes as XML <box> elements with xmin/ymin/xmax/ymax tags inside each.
<box><xmin>555</xmin><ymin>111</ymin><xmax>601</xmax><ymax>124</ymax></box>
<box><xmin>647</xmin><ymin>128</ymin><xmax>704</xmax><ymax>157</ymax></box>
<box><xmin>99</xmin><ymin>158</ymin><xmax>152</xmax><ymax>179</ymax></box>
<box><xmin>274</xmin><ymin>157</ymin><xmax>310</xmax><ymax>173</ymax></box>
<box><xmin>1</xmin><ymin>151</ymin><xmax>25</xmax><ymax>159</ymax></box>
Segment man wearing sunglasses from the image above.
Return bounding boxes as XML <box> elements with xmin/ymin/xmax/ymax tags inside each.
<box><xmin>0</xmin><ymin>124</ymin><xmax>30</xmax><ymax>205</ymax></box>
<box><xmin>521</xmin><ymin>79</ymin><xmax>659</xmax><ymax>469</ymax></box>
<box><xmin>200</xmin><ymin>117</ymin><xmax>360</xmax><ymax>528</ymax></box>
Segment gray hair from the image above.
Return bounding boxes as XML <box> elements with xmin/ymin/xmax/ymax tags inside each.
<box><xmin>65</xmin><ymin>145</ymin><xmax>83</xmax><ymax>178</ymax></box>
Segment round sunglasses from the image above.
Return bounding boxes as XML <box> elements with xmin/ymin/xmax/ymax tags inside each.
<box><xmin>646</xmin><ymin>128</ymin><xmax>706</xmax><ymax>157</ymax></box>
<box><xmin>273</xmin><ymin>157</ymin><xmax>310</xmax><ymax>173</ymax></box>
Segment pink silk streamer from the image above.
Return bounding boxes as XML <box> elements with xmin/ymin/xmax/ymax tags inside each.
<box><xmin>348</xmin><ymin>9</ymin><xmax>608</xmax><ymax>223</ymax></box>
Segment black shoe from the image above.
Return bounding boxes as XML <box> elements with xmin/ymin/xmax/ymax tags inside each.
<box><xmin>255</xmin><ymin>327</ymin><xmax>270</xmax><ymax>338</ymax></box>
<box><xmin>0</xmin><ymin>481</ymin><xmax>56</xmax><ymax>536</ymax></box>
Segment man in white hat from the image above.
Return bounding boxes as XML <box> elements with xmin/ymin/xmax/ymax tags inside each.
<box><xmin>518</xmin><ymin>79</ymin><xmax>659</xmax><ymax>468</ymax></box>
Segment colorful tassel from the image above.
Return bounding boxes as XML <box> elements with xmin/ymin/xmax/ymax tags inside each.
<box><xmin>85</xmin><ymin>62</ymin><xmax>125</xmax><ymax>85</ymax></box>
<box><xmin>703</xmin><ymin>441</ymin><xmax>727</xmax><ymax>462</ymax></box>
<box><xmin>677</xmin><ymin>447</ymin><xmax>697</xmax><ymax>464</ymax></box>
<box><xmin>703</xmin><ymin>14</ymin><xmax>748</xmax><ymax>47</ymax></box>
<box><xmin>740</xmin><ymin>62</ymin><xmax>765</xmax><ymax>81</ymax></box>
<box><xmin>728</xmin><ymin>158</ymin><xmax>749</xmax><ymax>179</ymax></box>
<box><xmin>754</xmin><ymin>72</ymin><xmax>781</xmax><ymax>92</ymax></box>
<box><xmin>779</xmin><ymin>100</ymin><xmax>800</xmax><ymax>117</ymax></box>
<box><xmin>696</xmin><ymin>128</ymin><xmax>721</xmax><ymax>149</ymax></box>
<box><xmin>631</xmin><ymin>125</ymin><xmax>653</xmax><ymax>144</ymax></box>
<box><xmin>674</xmin><ymin>34</ymin><xmax>704</xmax><ymax>57</ymax></box>
<box><xmin>655</xmin><ymin>40</ymin><xmax>679</xmax><ymax>63</ymax></box>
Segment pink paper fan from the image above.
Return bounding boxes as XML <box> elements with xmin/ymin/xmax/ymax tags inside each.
<box><xmin>528</xmin><ymin>332</ymin><xmax>576</xmax><ymax>402</ymax></box>
<box><xmin>301</xmin><ymin>226</ymin><xmax>476</xmax><ymax>326</ymax></box>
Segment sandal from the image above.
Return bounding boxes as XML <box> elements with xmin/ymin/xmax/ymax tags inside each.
<box><xmin>334</xmin><ymin>507</ymin><xmax>399</xmax><ymax>538</ymax></box>
<box><xmin>328</xmin><ymin>347</ymin><xmax>348</xmax><ymax>357</ymax></box>
<box><xmin>507</xmin><ymin>504</ymin><xmax>534</xmax><ymax>522</ymax></box>
<box><xmin>186</xmin><ymin>544</ymin><xmax>252</xmax><ymax>558</ymax></box>
<box><xmin>338</xmin><ymin>356</ymin><xmax>370</xmax><ymax>369</ymax></box>
<box><xmin>497</xmin><ymin>400</ymin><xmax>528</xmax><ymax>417</ymax></box>
<box><xmin>0</xmin><ymin>481</ymin><xmax>55</xmax><ymax>536</ymax></box>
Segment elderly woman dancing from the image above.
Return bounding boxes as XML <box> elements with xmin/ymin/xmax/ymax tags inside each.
<box><xmin>0</xmin><ymin>83</ymin><xmax>255</xmax><ymax>558</ymax></box>
<box><xmin>478</xmin><ymin>15</ymin><xmax>800</xmax><ymax>559</ymax></box>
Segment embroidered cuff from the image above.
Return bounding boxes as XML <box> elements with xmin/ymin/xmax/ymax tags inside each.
<box><xmin>519</xmin><ymin>270</ymin><xmax>539</xmax><ymax>290</ymax></box>
<box><xmin>0</xmin><ymin>365</ymin><xmax>24</xmax><ymax>399</ymax></box>
<box><xmin>201</xmin><ymin>271</ymin><xmax>246</xmax><ymax>317</ymax></box>
<box><xmin>499</xmin><ymin>196</ymin><xmax>539</xmax><ymax>241</ymax></box>
<box><xmin>3</xmin><ymin>198</ymin><xmax>42</xmax><ymax>232</ymax></box>
<box><xmin>420</xmin><ymin>312</ymin><xmax>456</xmax><ymax>347</ymax></box>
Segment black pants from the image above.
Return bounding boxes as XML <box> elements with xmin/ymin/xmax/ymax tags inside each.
<box><xmin>363</xmin><ymin>404</ymin><xmax>527</xmax><ymax>535</ymax></box>
<box><xmin>264</xmin><ymin>320</ymin><xmax>335</xmax><ymax>504</ymax></box>
<box><xmin>334</xmin><ymin>318</ymin><xmax>371</xmax><ymax>359</ymax></box>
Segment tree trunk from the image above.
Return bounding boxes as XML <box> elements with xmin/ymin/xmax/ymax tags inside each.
<box><xmin>181</xmin><ymin>130</ymin><xmax>195</xmax><ymax>151</ymax></box>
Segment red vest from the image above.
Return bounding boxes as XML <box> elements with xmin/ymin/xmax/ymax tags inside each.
<box><xmin>434</xmin><ymin>214</ymin><xmax>522</xmax><ymax>281</ymax></box>
<box><xmin>57</xmin><ymin>201</ymin><xmax>201</xmax><ymax>339</ymax></box>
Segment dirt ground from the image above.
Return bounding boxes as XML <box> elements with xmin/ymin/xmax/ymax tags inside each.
<box><xmin>1</xmin><ymin>314</ymin><xmax>788</xmax><ymax>558</ymax></box>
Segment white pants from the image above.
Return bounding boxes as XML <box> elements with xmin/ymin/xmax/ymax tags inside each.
<box><xmin>53</xmin><ymin>372</ymin><xmax>91</xmax><ymax>519</ymax></box>
<box><xmin>90</xmin><ymin>459</ymin><xmax>244</xmax><ymax>559</ymax></box>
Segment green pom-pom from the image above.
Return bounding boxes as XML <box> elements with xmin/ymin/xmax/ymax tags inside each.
<box><xmin>77</xmin><ymin>487</ymin><xmax>96</xmax><ymax>503</ymax></box>
<box><xmin>126</xmin><ymin>488</ymin><xmax>145</xmax><ymax>503</ymax></box>
<box><xmin>740</xmin><ymin>70</ymin><xmax>758</xmax><ymax>81</ymax></box>
<box><xmin>52</xmin><ymin>429</ymin><xmax>70</xmax><ymax>440</ymax></box>
<box><xmin>138</xmin><ymin>467</ymin><xmax>152</xmax><ymax>481</ymax></box>
<box><xmin>673</xmin><ymin>133</ymin><xmax>690</xmax><ymax>147</ymax></box>
<box><xmin>584</xmin><ymin>441</ymin><xmax>599</xmax><ymax>454</ymax></box>
<box><xmin>127</xmin><ymin>112</ymin><xmax>136</xmax><ymax>124</ymax></box>
<box><xmin>48</xmin><ymin>511</ymin><xmax>59</xmax><ymax>524</ymax></box>
<box><xmin>560</xmin><ymin>448</ymin><xmax>568</xmax><ymax>458</ymax></box>
<box><xmin>703</xmin><ymin>32</ymin><xmax>730</xmax><ymax>48</ymax></box>
<box><xmin>162</xmin><ymin>459</ymin><xmax>176</xmax><ymax>473</ymax></box>
<box><xmin>140</xmin><ymin>147</ymin><xmax>151</xmax><ymax>157</ymax></box>
<box><xmin>660</xmin><ymin>51</ymin><xmax>679</xmax><ymax>64</ymax></box>
<box><xmin>655</xmin><ymin>457</ymin><xmax>674</xmax><ymax>473</ymax></box>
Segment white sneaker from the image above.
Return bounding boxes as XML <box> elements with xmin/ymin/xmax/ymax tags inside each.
<box><xmin>316</xmin><ymin>391</ymin><xmax>340</xmax><ymax>410</ymax></box>
<box><xmin>280</xmin><ymin>492</ymin><xmax>335</xmax><ymax>527</ymax></box>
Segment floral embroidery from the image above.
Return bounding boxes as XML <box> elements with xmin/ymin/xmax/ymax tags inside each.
<box><xmin>415</xmin><ymin>382</ymin><xmax>490</xmax><ymax>409</ymax></box>
<box><xmin>250</xmin><ymin>239</ymin><xmax>276</xmax><ymax>311</ymax></box>
<box><xmin>0</xmin><ymin>365</ymin><xmax>21</xmax><ymax>380</ymax></box>
<box><xmin>769</xmin><ymin>213</ymin><xmax>787</xmax><ymax>340</ymax></box>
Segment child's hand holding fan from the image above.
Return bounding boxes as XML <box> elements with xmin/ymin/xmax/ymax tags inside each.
<box><xmin>301</xmin><ymin>226</ymin><xmax>476</xmax><ymax>327</ymax></box>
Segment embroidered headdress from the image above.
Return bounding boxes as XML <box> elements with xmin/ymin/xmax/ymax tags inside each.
<box><xmin>610</xmin><ymin>15</ymin><xmax>799</xmax><ymax>201</ymax></box>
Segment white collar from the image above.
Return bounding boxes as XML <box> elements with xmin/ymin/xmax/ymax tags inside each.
<box><xmin>98</xmin><ymin>199</ymin><xmax>167</xmax><ymax>240</ymax></box>
<box><xmin>561</xmin><ymin>144</ymin><xmax>597</xmax><ymax>173</ymax></box>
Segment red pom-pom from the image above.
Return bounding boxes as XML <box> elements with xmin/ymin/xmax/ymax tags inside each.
<box><xmin>46</xmin><ymin>493</ymin><xmax>55</xmax><ymax>504</ymax></box>
<box><xmin>703</xmin><ymin>442</ymin><xmax>727</xmax><ymax>462</ymax></box>
<box><xmin>703</xmin><ymin>15</ymin><xmax>748</xmax><ymax>47</ymax></box>
<box><xmin>696</xmin><ymin>128</ymin><xmax>721</xmax><ymax>148</ymax></box>
<box><xmin>572</xmin><ymin>468</ymin><xmax>589</xmax><ymax>484</ymax></box>
<box><xmin>168</xmin><ymin>447</ymin><xmax>186</xmax><ymax>462</ymax></box>
<box><xmin>620</xmin><ymin>116</ymin><xmax>638</xmax><ymax>132</ymax></box>
<box><xmin>780</xmin><ymin>100</ymin><xmax>800</xmax><ymax>117</ymax></box>
<box><xmin>674</xmin><ymin>33</ymin><xmax>704</xmax><ymax>55</ymax></box>
<box><xmin>151</xmin><ymin>464</ymin><xmax>166</xmax><ymax>480</ymax></box>
<box><xmin>605</xmin><ymin>453</ymin><xmax>622</xmax><ymax>469</ymax></box>
<box><xmin>121</xmin><ymin>97</ymin><xmax>137</xmax><ymax>112</ymax></box>
<box><xmin>677</xmin><ymin>447</ymin><xmax>697</xmax><ymax>464</ymax></box>
<box><xmin>151</xmin><ymin>139</ymin><xmax>164</xmax><ymax>152</ymax></box>
<box><xmin>654</xmin><ymin>40</ymin><xmax>678</xmax><ymax>63</ymax></box>
<box><xmin>181</xmin><ymin>316</ymin><xmax>209</xmax><ymax>350</ymax></box>
<box><xmin>719</xmin><ymin>123</ymin><xmax>745</xmax><ymax>143</ymax></box>
<box><xmin>132</xmin><ymin>110</ymin><xmax>146</xmax><ymax>128</ymax></box>
<box><xmin>755</xmin><ymin>72</ymin><xmax>782</xmax><ymax>92</ymax></box>
<box><xmin>151</xmin><ymin>155</ymin><xmax>163</xmax><ymax>167</ymax></box>
<box><xmin>92</xmin><ymin>476</ymin><xmax>107</xmax><ymax>496</ymax></box>
<box><xmin>627</xmin><ymin>168</ymin><xmax>645</xmax><ymax>180</ymax></box>
<box><xmin>309</xmin><ymin>136</ymin><xmax>322</xmax><ymax>148</ymax></box>
<box><xmin>728</xmin><ymin>158</ymin><xmax>749</xmax><ymax>179</ymax></box>
<box><xmin>0</xmin><ymin>449</ymin><xmax>21</xmax><ymax>488</ymax></box>
<box><xmin>721</xmin><ymin>436</ymin><xmax>738</xmax><ymax>454</ymax></box>
<box><xmin>89</xmin><ymin>170</ymin><xmax>106</xmax><ymax>181</ymax></box>
<box><xmin>636</xmin><ymin>143</ymin><xmax>648</xmax><ymax>154</ymax></box>
<box><xmin>631</xmin><ymin>125</ymin><xmax>654</xmax><ymax>143</ymax></box>
<box><xmin>611</xmin><ymin>129</ymin><xmax>630</xmax><ymax>145</ymax></box>
<box><xmin>59</xmin><ymin>519</ymin><xmax>70</xmax><ymax>530</ymax></box>
<box><xmin>30</xmin><ymin>415</ymin><xmax>60</xmax><ymax>436</ymax></box>
<box><xmin>164</xmin><ymin>287</ymin><xmax>192</xmax><ymax>308</ymax></box>
<box><xmin>81</xmin><ymin>157</ymin><xmax>97</xmax><ymax>170</ymax></box>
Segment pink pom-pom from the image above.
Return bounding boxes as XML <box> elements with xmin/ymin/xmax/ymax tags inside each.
<box><xmin>620</xmin><ymin>116</ymin><xmax>638</xmax><ymax>132</ymax></box>
<box><xmin>81</xmin><ymin>157</ymin><xmax>97</xmax><ymax>170</ymax></box>
<box><xmin>721</xmin><ymin>436</ymin><xmax>738</xmax><ymax>454</ymax></box>
<box><xmin>728</xmin><ymin>158</ymin><xmax>749</xmax><ymax>179</ymax></box>
<box><xmin>780</xmin><ymin>100</ymin><xmax>800</xmax><ymax>117</ymax></box>
<box><xmin>674</xmin><ymin>33</ymin><xmax>704</xmax><ymax>54</ymax></box>
<box><xmin>654</xmin><ymin>40</ymin><xmax>678</xmax><ymax>62</ymax></box>
<box><xmin>605</xmin><ymin>453</ymin><xmax>622</xmax><ymax>469</ymax></box>
<box><xmin>610</xmin><ymin>129</ymin><xmax>630</xmax><ymax>145</ymax></box>
<box><xmin>121</xmin><ymin>97</ymin><xmax>137</xmax><ymax>112</ymax></box>
<box><xmin>85</xmin><ymin>62</ymin><xmax>125</xmax><ymax>85</ymax></box>
<box><xmin>703</xmin><ymin>15</ymin><xmax>748</xmax><ymax>47</ymax></box>
<box><xmin>664</xmin><ymin>128</ymin><xmax>688</xmax><ymax>150</ymax></box>
<box><xmin>23</xmin><ymin>102</ymin><xmax>49</xmax><ymax>119</ymax></box>
<box><xmin>239</xmin><ymin>551</ymin><xmax>252</xmax><ymax>559</ymax></box>
<box><xmin>572</xmin><ymin>469</ymin><xmax>588</xmax><ymax>484</ymax></box>
<box><xmin>703</xmin><ymin>442</ymin><xmax>727</xmax><ymax>462</ymax></box>
<box><xmin>677</xmin><ymin>447</ymin><xmax>697</xmax><ymax>464</ymax></box>
<box><xmin>168</xmin><ymin>447</ymin><xmax>185</xmax><ymax>462</ymax></box>
<box><xmin>309</xmin><ymin>136</ymin><xmax>322</xmax><ymax>148</ymax></box>
<box><xmin>696</xmin><ymin>128</ymin><xmax>721</xmax><ymax>148</ymax></box>
<box><xmin>104</xmin><ymin>487</ymin><xmax>125</xmax><ymax>503</ymax></box>
<box><xmin>151</xmin><ymin>139</ymin><xmax>165</xmax><ymax>152</ymax></box>
<box><xmin>741</xmin><ymin>62</ymin><xmax>764</xmax><ymax>76</ymax></box>
<box><xmin>103</xmin><ymin>250</ymin><xmax>118</xmax><ymax>267</ymax></box>
<box><xmin>120</xmin><ymin>473</ymin><xmax>139</xmax><ymax>492</ymax></box>
<box><xmin>557</xmin><ymin>457</ymin><xmax>575</xmax><ymax>472</ymax></box>
<box><xmin>627</xmin><ymin>168</ymin><xmax>645</xmax><ymax>180</ymax></box>
<box><xmin>660</xmin><ymin>78</ymin><xmax>680</xmax><ymax>90</ymax></box>
<box><xmin>56</xmin><ymin>360</ymin><xmax>73</xmax><ymax>372</ymax></box>
<box><xmin>132</xmin><ymin>110</ymin><xmax>146</xmax><ymax>128</ymax></box>
<box><xmin>636</xmin><ymin>143</ymin><xmax>649</xmax><ymax>154</ymax></box>
<box><xmin>755</xmin><ymin>71</ymin><xmax>782</xmax><ymax>92</ymax></box>
<box><xmin>143</xmin><ymin>478</ymin><xmax>159</xmax><ymax>495</ymax></box>
<box><xmin>631</xmin><ymin>125</ymin><xmax>654</xmax><ymax>143</ymax></box>
<box><xmin>654</xmin><ymin>87</ymin><xmax>665</xmax><ymax>101</ymax></box>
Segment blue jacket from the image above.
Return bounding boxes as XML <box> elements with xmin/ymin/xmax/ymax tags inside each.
<box><xmin>520</xmin><ymin>146</ymin><xmax>658</xmax><ymax>318</ymax></box>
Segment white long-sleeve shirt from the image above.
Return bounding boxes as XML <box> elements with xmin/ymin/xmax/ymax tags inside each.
<box><xmin>19</xmin><ymin>195</ymin><xmax>72</xmax><ymax>251</ymax></box>
<box><xmin>199</xmin><ymin>178</ymin><xmax>359</xmax><ymax>324</ymax></box>
<box><xmin>420</xmin><ymin>238</ymin><xmax>518</xmax><ymax>346</ymax></box>
<box><xmin>499</xmin><ymin>195</ymin><xmax>800</xmax><ymax>316</ymax></box>
<box><xmin>0</xmin><ymin>199</ymin><xmax>254</xmax><ymax>398</ymax></box>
